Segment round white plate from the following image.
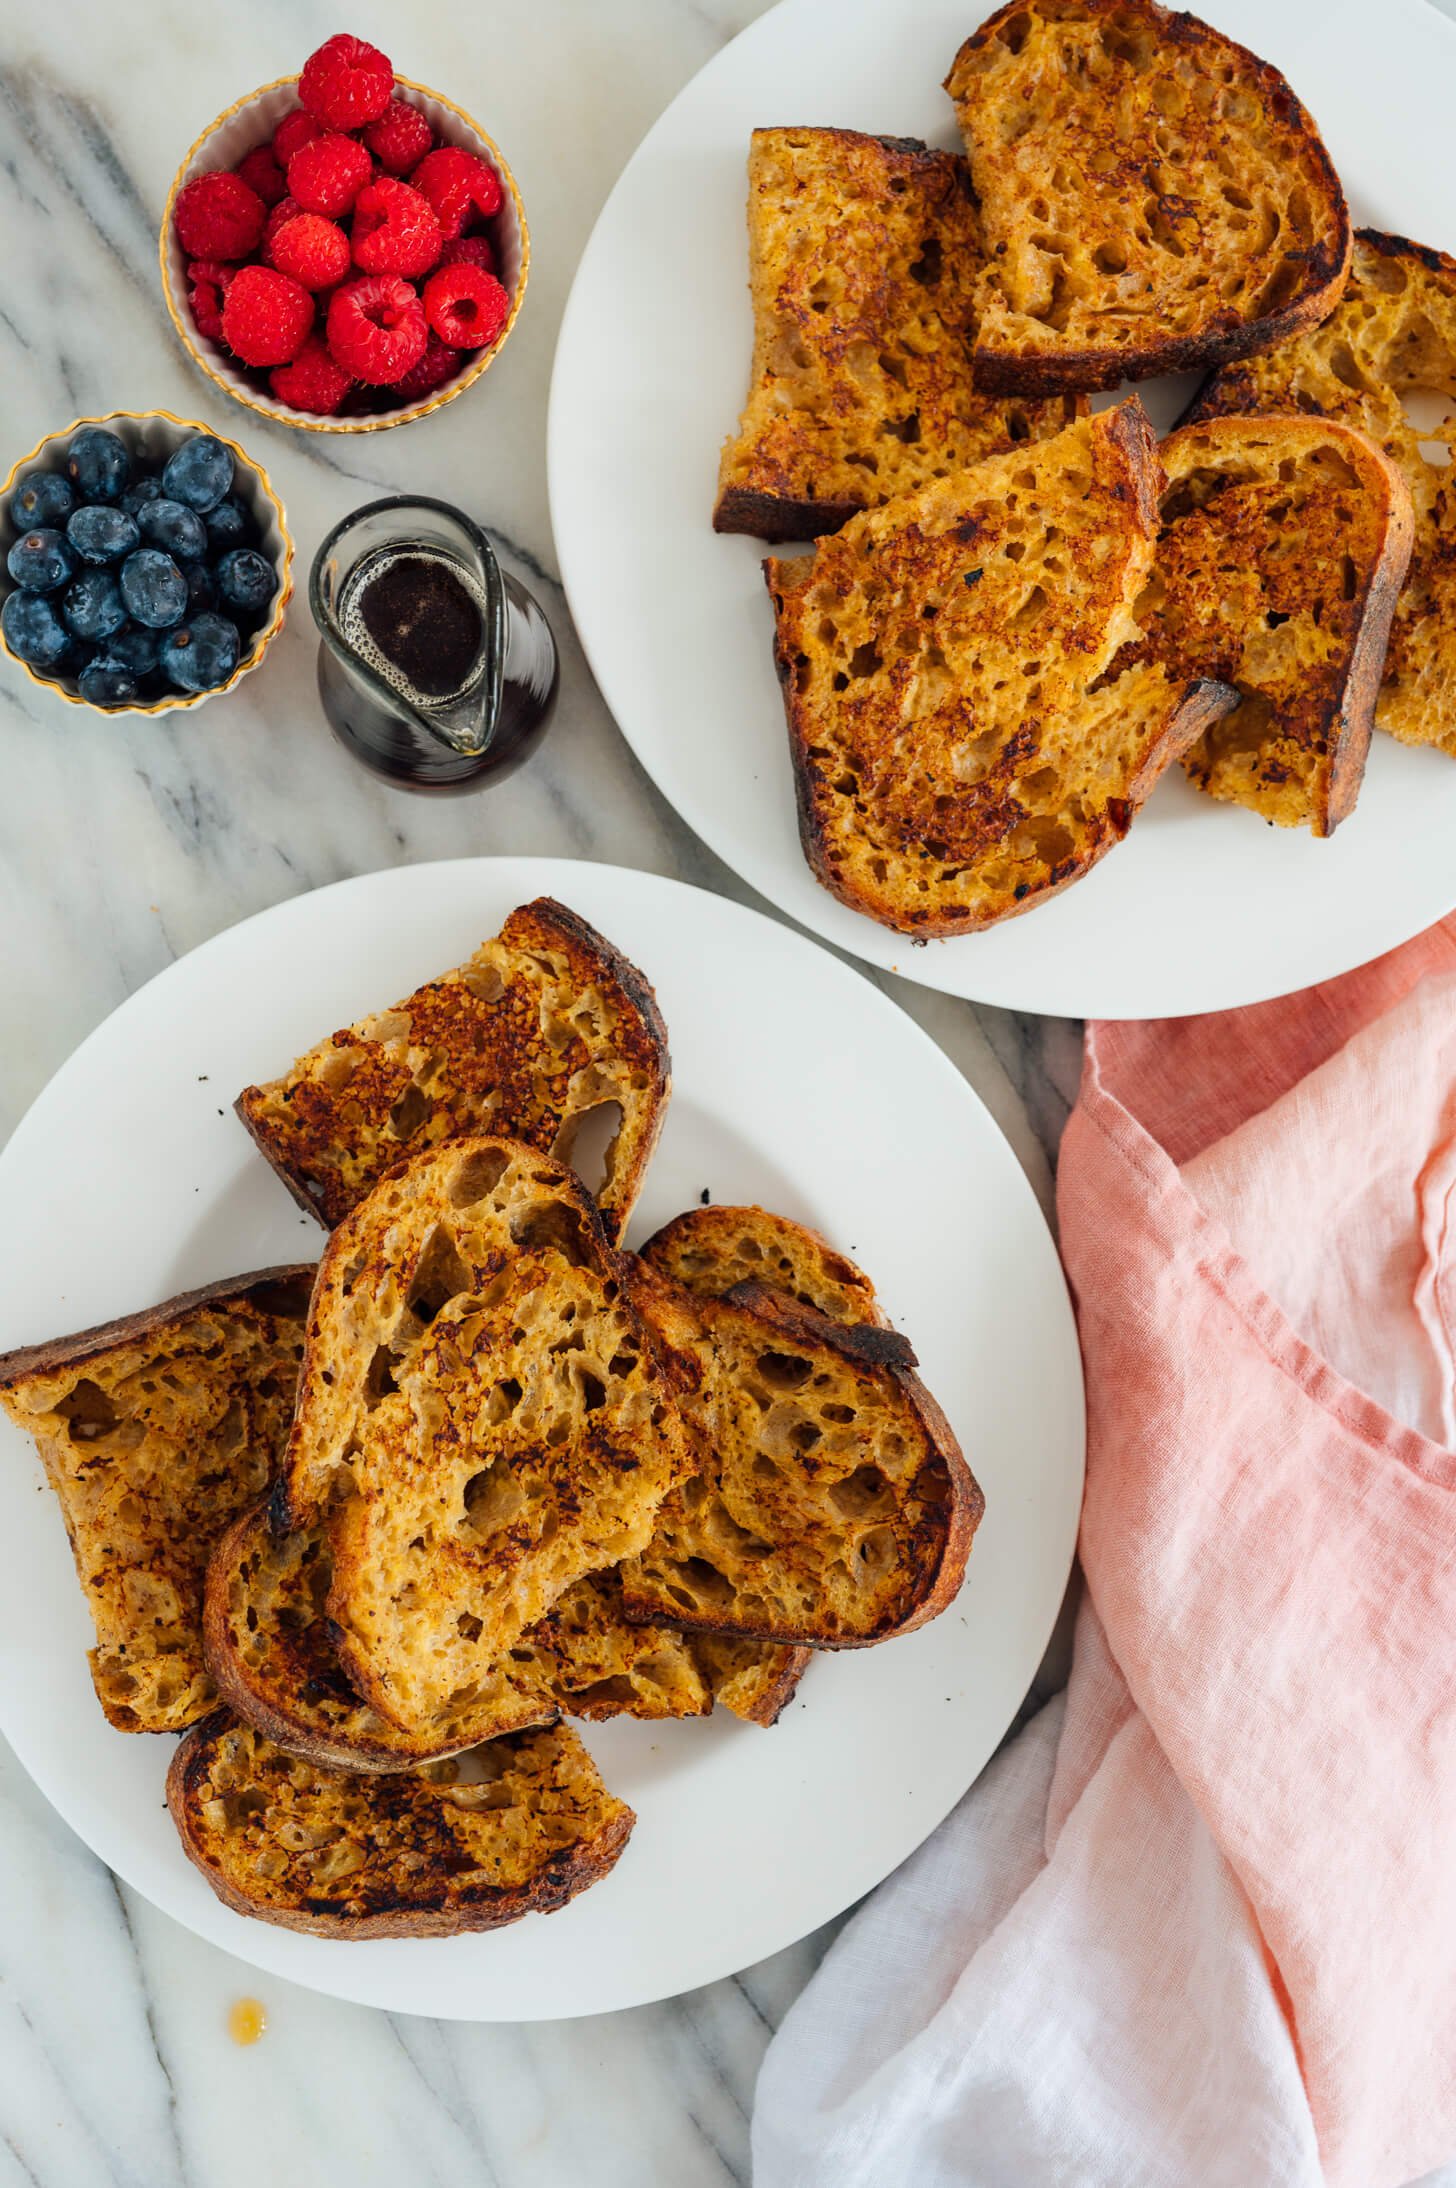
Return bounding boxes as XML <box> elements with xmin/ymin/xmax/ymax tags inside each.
<box><xmin>0</xmin><ymin>858</ymin><xmax>1082</xmax><ymax>2019</ymax></box>
<box><xmin>550</xmin><ymin>0</ymin><xmax>1456</xmax><ymax>1019</ymax></box>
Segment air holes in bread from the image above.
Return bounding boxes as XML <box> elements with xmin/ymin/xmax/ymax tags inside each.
<box><xmin>757</xmin><ymin>1350</ymin><xmax>812</xmax><ymax>1390</ymax></box>
<box><xmin>388</xmin><ymin>1082</ymin><xmax>430</xmax><ymax>1142</ymax></box>
<box><xmin>553</xmin><ymin>1099</ymin><xmax>623</xmax><ymax>1201</ymax></box>
<box><xmin>407</xmin><ymin>1226</ymin><xmax>472</xmax><ymax>1324</ymax></box>
<box><xmin>56</xmin><ymin>1378</ymin><xmax>122</xmax><ymax>1442</ymax></box>
<box><xmin>448</xmin><ymin>1145</ymin><xmax>509</xmax><ymax>1207</ymax></box>
<box><xmin>510</xmin><ymin>1200</ymin><xmax>589</xmax><ymax>1267</ymax></box>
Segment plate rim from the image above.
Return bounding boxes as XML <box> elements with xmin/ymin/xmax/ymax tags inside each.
<box><xmin>0</xmin><ymin>854</ymin><xmax>1084</xmax><ymax>2017</ymax></box>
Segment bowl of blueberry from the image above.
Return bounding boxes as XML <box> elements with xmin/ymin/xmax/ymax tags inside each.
<box><xmin>160</xmin><ymin>32</ymin><xmax>528</xmax><ymax>433</ymax></box>
<box><xmin>0</xmin><ymin>410</ymin><xmax>293</xmax><ymax>713</ymax></box>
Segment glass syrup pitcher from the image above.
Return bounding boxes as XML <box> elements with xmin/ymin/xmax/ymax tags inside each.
<box><xmin>310</xmin><ymin>495</ymin><xmax>558</xmax><ymax>793</ymax></box>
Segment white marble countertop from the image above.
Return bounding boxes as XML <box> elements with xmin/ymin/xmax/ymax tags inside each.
<box><xmin>0</xmin><ymin>5</ymin><xmax>1078</xmax><ymax>2181</ymax></box>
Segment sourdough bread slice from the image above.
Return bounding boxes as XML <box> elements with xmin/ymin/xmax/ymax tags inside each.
<box><xmin>944</xmin><ymin>0</ymin><xmax>1350</xmax><ymax>395</ymax></box>
<box><xmin>714</xmin><ymin>127</ymin><xmax>1080</xmax><ymax>541</ymax></box>
<box><xmin>168</xmin><ymin>1712</ymin><xmax>633</xmax><ymax>1939</ymax></box>
<box><xmin>236</xmin><ymin>898</ymin><xmax>669</xmax><ymax>1241</ymax></box>
<box><xmin>0</xmin><ymin>1269</ymin><xmax>313</xmax><ymax>1733</ymax></box>
<box><xmin>641</xmin><ymin>1205</ymin><xmax>886</xmax><ymax>1327</ymax></box>
<box><xmin>277</xmin><ymin>1136</ymin><xmax>693</xmax><ymax>1739</ymax></box>
<box><xmin>766</xmin><ymin>400</ymin><xmax>1237</xmax><ymax>935</ymax></box>
<box><xmin>1116</xmin><ymin>416</ymin><xmax>1413</xmax><ymax>835</ymax></box>
<box><xmin>620</xmin><ymin>1267</ymin><xmax>981</xmax><ymax>1647</ymax></box>
<box><xmin>206</xmin><ymin>1501</ymin><xmax>806</xmax><ymax>1770</ymax></box>
<box><xmin>1187</xmin><ymin>230</ymin><xmax>1456</xmax><ymax>756</ymax></box>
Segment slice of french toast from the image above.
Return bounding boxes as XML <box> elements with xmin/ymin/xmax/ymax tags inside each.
<box><xmin>641</xmin><ymin>1205</ymin><xmax>886</xmax><ymax>1327</ymax></box>
<box><xmin>714</xmin><ymin>126</ymin><xmax>1081</xmax><ymax>542</ymax></box>
<box><xmin>205</xmin><ymin>1501</ymin><xmax>807</xmax><ymax>1771</ymax></box>
<box><xmin>277</xmin><ymin>1136</ymin><xmax>693</xmax><ymax>1739</ymax></box>
<box><xmin>236</xmin><ymin>898</ymin><xmax>670</xmax><ymax>1241</ymax></box>
<box><xmin>1114</xmin><ymin>417</ymin><xmax>1413</xmax><ymax>835</ymax></box>
<box><xmin>620</xmin><ymin>1265</ymin><xmax>982</xmax><ymax>1647</ymax></box>
<box><xmin>0</xmin><ymin>1269</ymin><xmax>314</xmax><ymax>1733</ymax></box>
<box><xmin>766</xmin><ymin>400</ymin><xmax>1237</xmax><ymax>936</ymax></box>
<box><xmin>944</xmin><ymin>0</ymin><xmax>1350</xmax><ymax>395</ymax></box>
<box><xmin>168</xmin><ymin>1712</ymin><xmax>633</xmax><ymax>1939</ymax></box>
<box><xmin>1186</xmin><ymin>231</ymin><xmax>1456</xmax><ymax>757</ymax></box>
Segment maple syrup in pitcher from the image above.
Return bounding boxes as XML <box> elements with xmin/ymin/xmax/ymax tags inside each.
<box><xmin>311</xmin><ymin>496</ymin><xmax>558</xmax><ymax>792</ymax></box>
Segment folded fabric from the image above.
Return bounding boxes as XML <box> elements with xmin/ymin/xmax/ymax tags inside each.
<box><xmin>754</xmin><ymin>917</ymin><xmax>1456</xmax><ymax>2188</ymax></box>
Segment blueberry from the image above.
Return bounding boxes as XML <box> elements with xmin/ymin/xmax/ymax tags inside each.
<box><xmin>162</xmin><ymin>434</ymin><xmax>233</xmax><ymax>513</ymax></box>
<box><xmin>6</xmin><ymin>528</ymin><xmax>75</xmax><ymax>592</ymax></box>
<box><xmin>2</xmin><ymin>588</ymin><xmax>72</xmax><ymax>668</ymax></box>
<box><xmin>204</xmin><ymin>494</ymin><xmax>255</xmax><ymax>552</ymax></box>
<box><xmin>215</xmin><ymin>547</ymin><xmax>276</xmax><ymax>618</ymax></box>
<box><xmin>159</xmin><ymin>611</ymin><xmax>241</xmax><ymax>692</ymax></box>
<box><xmin>67</xmin><ymin>504</ymin><xmax>140</xmax><ymax>566</ymax></box>
<box><xmin>138</xmin><ymin>498</ymin><xmax>207</xmax><ymax>562</ymax></box>
<box><xmin>65</xmin><ymin>426</ymin><xmax>131</xmax><ymax>505</ymax></box>
<box><xmin>105</xmin><ymin>622</ymin><xmax>161</xmax><ymax>676</ymax></box>
<box><xmin>78</xmin><ymin>657</ymin><xmax>140</xmax><ymax>707</ymax></box>
<box><xmin>119</xmin><ymin>548</ymin><xmax>188</xmax><ymax>629</ymax></box>
<box><xmin>9</xmin><ymin>472</ymin><xmax>75</xmax><ymax>530</ymax></box>
<box><xmin>120</xmin><ymin>475</ymin><xmax>164</xmax><ymax>518</ymax></box>
<box><xmin>62</xmin><ymin>568</ymin><xmax>127</xmax><ymax>643</ymax></box>
<box><xmin>182</xmin><ymin>562</ymin><xmax>216</xmax><ymax>615</ymax></box>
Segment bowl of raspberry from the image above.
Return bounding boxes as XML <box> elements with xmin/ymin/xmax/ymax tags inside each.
<box><xmin>0</xmin><ymin>412</ymin><xmax>292</xmax><ymax>714</ymax></box>
<box><xmin>160</xmin><ymin>33</ymin><xmax>528</xmax><ymax>432</ymax></box>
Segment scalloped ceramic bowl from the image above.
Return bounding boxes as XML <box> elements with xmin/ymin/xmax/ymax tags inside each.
<box><xmin>0</xmin><ymin>409</ymin><xmax>293</xmax><ymax>717</ymax></box>
<box><xmin>160</xmin><ymin>77</ymin><xmax>529</xmax><ymax>433</ymax></box>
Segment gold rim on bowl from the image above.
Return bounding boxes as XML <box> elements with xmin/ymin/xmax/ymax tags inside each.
<box><xmin>159</xmin><ymin>75</ymin><xmax>531</xmax><ymax>434</ymax></box>
<box><xmin>0</xmin><ymin>408</ymin><xmax>294</xmax><ymax>718</ymax></box>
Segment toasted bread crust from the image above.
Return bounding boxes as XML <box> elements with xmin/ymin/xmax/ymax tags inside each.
<box><xmin>714</xmin><ymin>126</ymin><xmax>1082</xmax><ymax>540</ymax></box>
<box><xmin>236</xmin><ymin>898</ymin><xmax>671</xmax><ymax>1241</ymax></box>
<box><xmin>167</xmin><ymin>1713</ymin><xmax>634</xmax><ymax>1939</ymax></box>
<box><xmin>767</xmin><ymin>402</ymin><xmax>1238</xmax><ymax>935</ymax></box>
<box><xmin>947</xmin><ymin>0</ymin><xmax>1350</xmax><ymax>396</ymax></box>
<box><xmin>0</xmin><ymin>1269</ymin><xmax>315</xmax><ymax>1735</ymax></box>
<box><xmin>640</xmin><ymin>1205</ymin><xmax>887</xmax><ymax>1327</ymax></box>
<box><xmin>621</xmin><ymin>1266</ymin><xmax>981</xmax><ymax>1647</ymax></box>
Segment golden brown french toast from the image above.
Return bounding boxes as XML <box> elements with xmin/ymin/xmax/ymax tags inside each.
<box><xmin>236</xmin><ymin>898</ymin><xmax>670</xmax><ymax>1240</ymax></box>
<box><xmin>206</xmin><ymin>1500</ymin><xmax>806</xmax><ymax>1770</ymax></box>
<box><xmin>276</xmin><ymin>1136</ymin><xmax>693</xmax><ymax>1739</ymax></box>
<box><xmin>1187</xmin><ymin>231</ymin><xmax>1456</xmax><ymax>756</ymax></box>
<box><xmin>640</xmin><ymin>1205</ymin><xmax>886</xmax><ymax>1327</ymax></box>
<box><xmin>766</xmin><ymin>401</ymin><xmax>1236</xmax><ymax>935</ymax></box>
<box><xmin>168</xmin><ymin>1712</ymin><xmax>633</xmax><ymax>1939</ymax></box>
<box><xmin>714</xmin><ymin>127</ymin><xmax>1081</xmax><ymax>541</ymax></box>
<box><xmin>1115</xmin><ymin>416</ymin><xmax>1413</xmax><ymax>835</ymax></box>
<box><xmin>620</xmin><ymin>1266</ymin><xmax>981</xmax><ymax>1647</ymax></box>
<box><xmin>0</xmin><ymin>1269</ymin><xmax>313</xmax><ymax>1733</ymax></box>
<box><xmin>944</xmin><ymin>0</ymin><xmax>1350</xmax><ymax>395</ymax></box>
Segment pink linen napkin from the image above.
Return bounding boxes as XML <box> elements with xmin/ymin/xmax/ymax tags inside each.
<box><xmin>754</xmin><ymin>919</ymin><xmax>1456</xmax><ymax>2188</ymax></box>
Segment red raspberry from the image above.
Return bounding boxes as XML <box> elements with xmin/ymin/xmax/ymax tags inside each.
<box><xmin>187</xmin><ymin>259</ymin><xmax>236</xmax><ymax>343</ymax></box>
<box><xmin>439</xmin><ymin>232</ymin><xmax>497</xmax><ymax>278</ymax></box>
<box><xmin>288</xmin><ymin>132</ymin><xmax>372</xmax><ymax>219</ymax></box>
<box><xmin>235</xmin><ymin>144</ymin><xmax>287</xmax><ymax>207</ymax></box>
<box><xmin>422</xmin><ymin>263</ymin><xmax>510</xmax><ymax>350</ymax></box>
<box><xmin>392</xmin><ymin>334</ymin><xmax>464</xmax><ymax>404</ymax></box>
<box><xmin>174</xmin><ymin>170</ymin><xmax>266</xmax><ymax>261</ymax></box>
<box><xmin>272</xmin><ymin>108</ymin><xmax>323</xmax><ymax>167</ymax></box>
<box><xmin>364</xmin><ymin>98</ymin><xmax>434</xmax><ymax>176</ymax></box>
<box><xmin>264</xmin><ymin>195</ymin><xmax>302</xmax><ymax>248</ymax></box>
<box><xmin>270</xmin><ymin>335</ymin><xmax>353</xmax><ymax>415</ymax></box>
<box><xmin>299</xmin><ymin>33</ymin><xmax>393</xmax><ymax>130</ymax></box>
<box><xmin>410</xmin><ymin>147</ymin><xmax>503</xmax><ymax>239</ymax></box>
<box><xmin>326</xmin><ymin>274</ymin><xmax>427</xmax><ymax>385</ymax></box>
<box><xmin>351</xmin><ymin>178</ymin><xmax>442</xmax><ymax>279</ymax></box>
<box><xmin>268</xmin><ymin>211</ymin><xmax>351</xmax><ymax>290</ymax></box>
<box><xmin>222</xmin><ymin>264</ymin><xmax>315</xmax><ymax>367</ymax></box>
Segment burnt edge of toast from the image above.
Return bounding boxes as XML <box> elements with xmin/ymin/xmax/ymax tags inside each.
<box><xmin>1163</xmin><ymin>419</ymin><xmax>1416</xmax><ymax>835</ymax></box>
<box><xmin>626</xmin><ymin>1274</ymin><xmax>984</xmax><ymax>1648</ymax></box>
<box><xmin>235</xmin><ymin>896</ymin><xmax>672</xmax><ymax>1240</ymax></box>
<box><xmin>0</xmin><ymin>1265</ymin><xmax>318</xmax><ymax>1389</ymax></box>
<box><xmin>733</xmin><ymin>1646</ymin><xmax>813</xmax><ymax>1726</ymax></box>
<box><xmin>167</xmin><ymin>1710</ymin><xmax>635</xmax><ymax>1940</ymax></box>
<box><xmin>952</xmin><ymin>0</ymin><xmax>1351</xmax><ymax>398</ymax></box>
<box><xmin>713</xmin><ymin>485</ymin><xmax>865</xmax><ymax>543</ymax></box>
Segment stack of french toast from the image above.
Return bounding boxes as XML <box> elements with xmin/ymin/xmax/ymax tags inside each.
<box><xmin>0</xmin><ymin>899</ymin><xmax>982</xmax><ymax>1940</ymax></box>
<box><xmin>716</xmin><ymin>0</ymin><xmax>1454</xmax><ymax>934</ymax></box>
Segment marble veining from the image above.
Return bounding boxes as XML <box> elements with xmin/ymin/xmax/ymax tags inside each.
<box><xmin>0</xmin><ymin>2</ymin><xmax>1087</xmax><ymax>2180</ymax></box>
